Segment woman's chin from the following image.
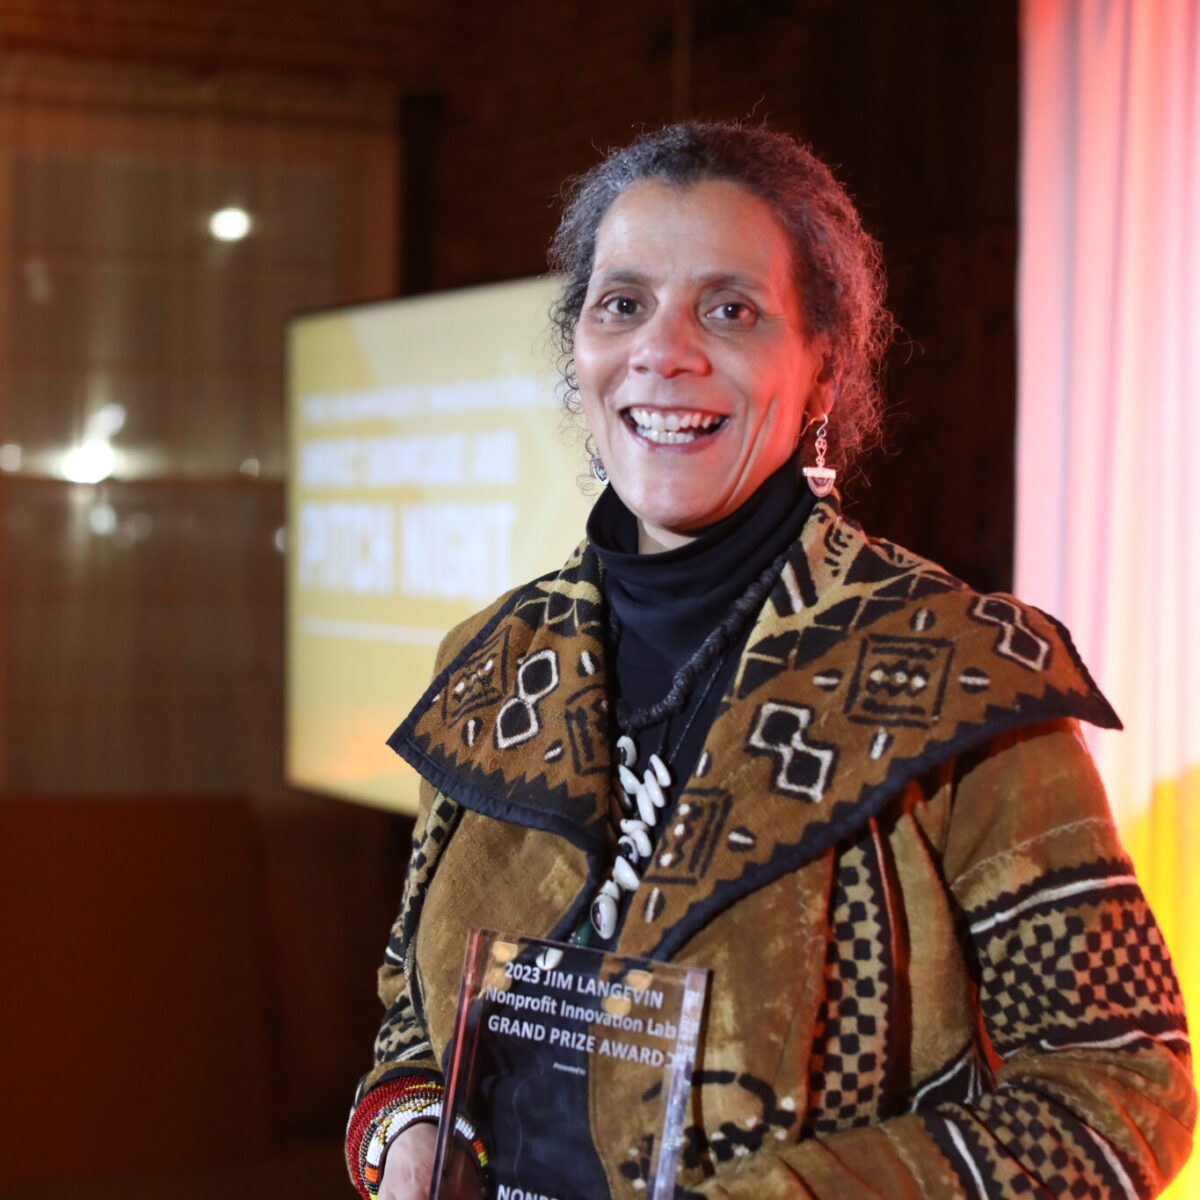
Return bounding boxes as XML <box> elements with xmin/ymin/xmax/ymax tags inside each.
<box><xmin>627</xmin><ymin>501</ymin><xmax>733</xmax><ymax>552</ymax></box>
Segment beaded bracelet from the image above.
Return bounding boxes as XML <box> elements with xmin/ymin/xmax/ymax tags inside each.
<box><xmin>348</xmin><ymin>1075</ymin><xmax>488</xmax><ymax>1199</ymax></box>
<box><xmin>364</xmin><ymin>1101</ymin><xmax>487</xmax><ymax>1197</ymax></box>
<box><xmin>347</xmin><ymin>1076</ymin><xmax>440</xmax><ymax>1196</ymax></box>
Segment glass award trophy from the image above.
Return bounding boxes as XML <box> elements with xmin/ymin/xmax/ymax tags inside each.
<box><xmin>429</xmin><ymin>928</ymin><xmax>708</xmax><ymax>1200</ymax></box>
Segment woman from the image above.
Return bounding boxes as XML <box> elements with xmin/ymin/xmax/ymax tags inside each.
<box><xmin>346</xmin><ymin>123</ymin><xmax>1194</xmax><ymax>1199</ymax></box>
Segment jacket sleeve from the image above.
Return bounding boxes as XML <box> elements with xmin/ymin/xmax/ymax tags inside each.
<box><xmin>359</xmin><ymin>781</ymin><xmax>461</xmax><ymax>1098</ymax></box>
<box><xmin>345</xmin><ymin>604</ymin><xmax>517</xmax><ymax>1197</ymax></box>
<box><xmin>349</xmin><ymin>606</ymin><xmax>499</xmax><ymax>1112</ymax></box>
<box><xmin>344</xmin><ymin>780</ymin><xmax>462</xmax><ymax>1198</ymax></box>
<box><xmin>693</xmin><ymin>721</ymin><xmax>1196</xmax><ymax>1199</ymax></box>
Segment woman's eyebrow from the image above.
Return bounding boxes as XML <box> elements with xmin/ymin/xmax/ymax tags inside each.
<box><xmin>695</xmin><ymin>271</ymin><xmax>766</xmax><ymax>292</ymax></box>
<box><xmin>588</xmin><ymin>268</ymin><xmax>650</xmax><ymax>287</ymax></box>
<box><xmin>589</xmin><ymin>268</ymin><xmax>767</xmax><ymax>291</ymax></box>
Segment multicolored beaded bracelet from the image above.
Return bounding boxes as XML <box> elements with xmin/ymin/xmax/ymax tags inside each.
<box><xmin>347</xmin><ymin>1075</ymin><xmax>488</xmax><ymax>1199</ymax></box>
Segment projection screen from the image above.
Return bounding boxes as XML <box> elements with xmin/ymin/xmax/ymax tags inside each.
<box><xmin>286</xmin><ymin>277</ymin><xmax>593</xmax><ymax>813</ymax></box>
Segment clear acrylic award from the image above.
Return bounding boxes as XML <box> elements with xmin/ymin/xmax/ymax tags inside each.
<box><xmin>429</xmin><ymin>928</ymin><xmax>708</xmax><ymax>1200</ymax></box>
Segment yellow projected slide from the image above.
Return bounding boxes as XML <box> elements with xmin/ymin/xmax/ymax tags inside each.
<box><xmin>286</xmin><ymin>277</ymin><xmax>593</xmax><ymax>813</ymax></box>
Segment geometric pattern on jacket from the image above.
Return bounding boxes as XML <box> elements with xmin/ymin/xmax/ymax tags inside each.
<box><xmin>350</xmin><ymin>497</ymin><xmax>1195</xmax><ymax>1198</ymax></box>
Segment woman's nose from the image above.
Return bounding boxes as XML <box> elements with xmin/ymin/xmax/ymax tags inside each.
<box><xmin>629</xmin><ymin>306</ymin><xmax>710</xmax><ymax>377</ymax></box>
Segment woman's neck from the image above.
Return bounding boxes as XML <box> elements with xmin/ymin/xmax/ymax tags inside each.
<box><xmin>587</xmin><ymin>458</ymin><xmax>817</xmax><ymax>680</ymax></box>
<box><xmin>636</xmin><ymin>520</ymin><xmax>693</xmax><ymax>555</ymax></box>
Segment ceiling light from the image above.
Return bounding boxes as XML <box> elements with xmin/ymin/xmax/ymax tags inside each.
<box><xmin>62</xmin><ymin>439</ymin><xmax>116</xmax><ymax>484</ymax></box>
<box><xmin>88</xmin><ymin>502</ymin><xmax>118</xmax><ymax>536</ymax></box>
<box><xmin>88</xmin><ymin>403</ymin><xmax>127</xmax><ymax>438</ymax></box>
<box><xmin>209</xmin><ymin>207</ymin><xmax>253</xmax><ymax>242</ymax></box>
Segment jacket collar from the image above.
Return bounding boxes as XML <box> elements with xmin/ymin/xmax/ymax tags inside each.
<box><xmin>389</xmin><ymin>499</ymin><xmax>1119</xmax><ymax>955</ymax></box>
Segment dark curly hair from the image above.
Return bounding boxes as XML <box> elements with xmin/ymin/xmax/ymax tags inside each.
<box><xmin>548</xmin><ymin>122</ymin><xmax>894</xmax><ymax>476</ymax></box>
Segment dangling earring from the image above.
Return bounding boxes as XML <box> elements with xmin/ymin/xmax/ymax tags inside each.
<box><xmin>802</xmin><ymin>415</ymin><xmax>836</xmax><ymax>497</ymax></box>
<box><xmin>590</xmin><ymin>456</ymin><xmax>609</xmax><ymax>485</ymax></box>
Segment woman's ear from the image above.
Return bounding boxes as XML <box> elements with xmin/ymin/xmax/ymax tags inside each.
<box><xmin>810</xmin><ymin>340</ymin><xmax>835</xmax><ymax>417</ymax></box>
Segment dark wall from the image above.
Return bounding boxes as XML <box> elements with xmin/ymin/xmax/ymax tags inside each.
<box><xmin>0</xmin><ymin>793</ymin><xmax>407</xmax><ymax>1189</ymax></box>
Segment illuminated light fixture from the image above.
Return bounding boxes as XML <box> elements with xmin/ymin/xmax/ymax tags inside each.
<box><xmin>209</xmin><ymin>207</ymin><xmax>252</xmax><ymax>242</ymax></box>
<box><xmin>88</xmin><ymin>403</ymin><xmax>126</xmax><ymax>438</ymax></box>
<box><xmin>0</xmin><ymin>442</ymin><xmax>21</xmax><ymax>472</ymax></box>
<box><xmin>88</xmin><ymin>502</ymin><xmax>118</xmax><ymax>536</ymax></box>
<box><xmin>62</xmin><ymin>439</ymin><xmax>116</xmax><ymax>484</ymax></box>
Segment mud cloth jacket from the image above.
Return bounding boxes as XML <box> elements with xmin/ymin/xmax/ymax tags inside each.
<box><xmin>348</xmin><ymin>497</ymin><xmax>1195</xmax><ymax>1198</ymax></box>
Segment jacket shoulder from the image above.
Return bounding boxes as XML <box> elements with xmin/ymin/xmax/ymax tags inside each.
<box><xmin>431</xmin><ymin>537</ymin><xmax>599</xmax><ymax>675</ymax></box>
<box><xmin>787</xmin><ymin>502</ymin><xmax>1121</xmax><ymax>732</ymax></box>
<box><xmin>432</xmin><ymin>583</ymin><xmax>527</xmax><ymax>674</ymax></box>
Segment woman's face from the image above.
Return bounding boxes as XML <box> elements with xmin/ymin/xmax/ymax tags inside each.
<box><xmin>574</xmin><ymin>179</ymin><xmax>828</xmax><ymax>553</ymax></box>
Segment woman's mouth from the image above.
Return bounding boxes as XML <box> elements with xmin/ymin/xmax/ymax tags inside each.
<box><xmin>623</xmin><ymin>407</ymin><xmax>728</xmax><ymax>445</ymax></box>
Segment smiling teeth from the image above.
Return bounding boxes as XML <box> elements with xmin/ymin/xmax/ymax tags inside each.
<box><xmin>628</xmin><ymin>408</ymin><xmax>725</xmax><ymax>443</ymax></box>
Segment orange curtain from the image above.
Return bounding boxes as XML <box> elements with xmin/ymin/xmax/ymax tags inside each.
<box><xmin>1018</xmin><ymin>2</ymin><xmax>1200</xmax><ymax>1195</ymax></box>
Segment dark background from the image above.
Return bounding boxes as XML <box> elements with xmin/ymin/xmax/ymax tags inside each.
<box><xmin>0</xmin><ymin>2</ymin><xmax>1016</xmax><ymax>1195</ymax></box>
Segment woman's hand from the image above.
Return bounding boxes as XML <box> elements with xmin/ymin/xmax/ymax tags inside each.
<box><xmin>377</xmin><ymin>1123</ymin><xmax>437</xmax><ymax>1200</ymax></box>
<box><xmin>377</xmin><ymin>1123</ymin><xmax>483</xmax><ymax>1200</ymax></box>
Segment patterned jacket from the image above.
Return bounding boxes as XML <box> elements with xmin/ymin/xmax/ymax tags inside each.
<box><xmin>349</xmin><ymin>497</ymin><xmax>1195</xmax><ymax>1197</ymax></box>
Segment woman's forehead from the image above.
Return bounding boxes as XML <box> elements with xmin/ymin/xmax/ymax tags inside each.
<box><xmin>590</xmin><ymin>179</ymin><xmax>795</xmax><ymax>293</ymax></box>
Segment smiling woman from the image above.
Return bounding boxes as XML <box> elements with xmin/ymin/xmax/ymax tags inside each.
<box><xmin>346</xmin><ymin>123</ymin><xmax>1194</xmax><ymax>1200</ymax></box>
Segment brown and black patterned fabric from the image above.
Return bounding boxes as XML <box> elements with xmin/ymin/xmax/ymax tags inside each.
<box><xmin>351</xmin><ymin>497</ymin><xmax>1195</xmax><ymax>1198</ymax></box>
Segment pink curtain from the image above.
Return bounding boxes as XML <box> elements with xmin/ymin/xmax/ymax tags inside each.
<box><xmin>1018</xmin><ymin>4</ymin><xmax>1199</xmax><ymax>1195</ymax></box>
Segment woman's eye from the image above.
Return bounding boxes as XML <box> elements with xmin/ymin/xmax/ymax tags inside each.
<box><xmin>601</xmin><ymin>295</ymin><xmax>642</xmax><ymax>316</ymax></box>
<box><xmin>707</xmin><ymin>300</ymin><xmax>756</xmax><ymax>323</ymax></box>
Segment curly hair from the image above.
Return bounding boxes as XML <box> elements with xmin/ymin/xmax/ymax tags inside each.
<box><xmin>547</xmin><ymin>122</ymin><xmax>894</xmax><ymax>476</ymax></box>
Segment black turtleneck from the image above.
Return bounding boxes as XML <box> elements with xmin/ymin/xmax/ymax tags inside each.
<box><xmin>589</xmin><ymin>459</ymin><xmax>816</xmax><ymax>720</ymax></box>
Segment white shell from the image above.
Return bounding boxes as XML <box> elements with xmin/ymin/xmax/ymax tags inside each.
<box><xmin>648</xmin><ymin>753</ymin><xmax>671</xmax><ymax>787</ymax></box>
<box><xmin>536</xmin><ymin>947</ymin><xmax>563</xmax><ymax>971</ymax></box>
<box><xmin>599</xmin><ymin>878</ymin><xmax>621</xmax><ymax>901</ymax></box>
<box><xmin>642</xmin><ymin>772</ymin><xmax>666</xmax><ymax>809</ymax></box>
<box><xmin>613</xmin><ymin>856</ymin><xmax>640</xmax><ymax>891</ymax></box>
<box><xmin>617</xmin><ymin>735</ymin><xmax>637</xmax><ymax>766</ymax></box>
<box><xmin>618</xmin><ymin>834</ymin><xmax>639</xmax><ymax>861</ymax></box>
<box><xmin>636</xmin><ymin>785</ymin><xmax>658</xmax><ymax>826</ymax></box>
<box><xmin>620</xmin><ymin>821</ymin><xmax>652</xmax><ymax>858</ymax></box>
<box><xmin>618</xmin><ymin>763</ymin><xmax>641</xmax><ymax>794</ymax></box>
<box><xmin>591</xmin><ymin>892</ymin><xmax>617</xmax><ymax>939</ymax></box>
